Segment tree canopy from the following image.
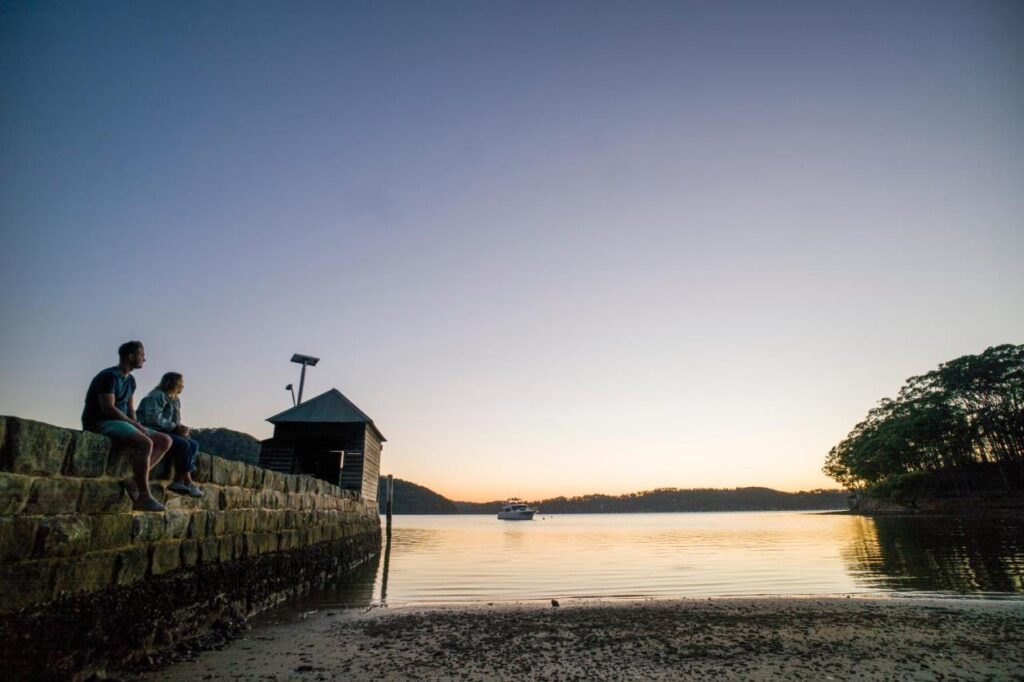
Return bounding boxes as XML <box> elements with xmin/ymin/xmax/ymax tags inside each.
<box><xmin>823</xmin><ymin>344</ymin><xmax>1024</xmax><ymax>490</ymax></box>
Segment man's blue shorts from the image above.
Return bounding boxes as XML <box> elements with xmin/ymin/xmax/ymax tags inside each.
<box><xmin>92</xmin><ymin>420</ymin><xmax>157</xmax><ymax>439</ymax></box>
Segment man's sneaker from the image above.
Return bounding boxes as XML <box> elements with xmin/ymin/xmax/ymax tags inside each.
<box><xmin>168</xmin><ymin>481</ymin><xmax>191</xmax><ymax>495</ymax></box>
<box><xmin>133</xmin><ymin>496</ymin><xmax>166</xmax><ymax>513</ymax></box>
<box><xmin>186</xmin><ymin>484</ymin><xmax>205</xmax><ymax>498</ymax></box>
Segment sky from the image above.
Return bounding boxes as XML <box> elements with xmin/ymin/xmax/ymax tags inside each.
<box><xmin>1</xmin><ymin>1</ymin><xmax>1021</xmax><ymax>502</ymax></box>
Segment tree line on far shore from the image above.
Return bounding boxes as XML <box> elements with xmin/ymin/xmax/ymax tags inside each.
<box><xmin>823</xmin><ymin>344</ymin><xmax>1024</xmax><ymax>496</ymax></box>
<box><xmin>377</xmin><ymin>480</ymin><xmax>847</xmax><ymax>514</ymax></box>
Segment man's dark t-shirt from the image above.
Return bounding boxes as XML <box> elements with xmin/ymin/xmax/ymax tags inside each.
<box><xmin>82</xmin><ymin>367</ymin><xmax>136</xmax><ymax>430</ymax></box>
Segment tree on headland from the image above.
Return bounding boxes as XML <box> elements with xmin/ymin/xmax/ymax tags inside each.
<box><xmin>823</xmin><ymin>344</ymin><xmax>1024</xmax><ymax>494</ymax></box>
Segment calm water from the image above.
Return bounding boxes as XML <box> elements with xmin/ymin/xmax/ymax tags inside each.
<box><xmin>291</xmin><ymin>511</ymin><xmax>1024</xmax><ymax>610</ymax></box>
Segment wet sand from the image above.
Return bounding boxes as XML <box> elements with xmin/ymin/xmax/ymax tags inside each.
<box><xmin>135</xmin><ymin>597</ymin><xmax>1024</xmax><ymax>681</ymax></box>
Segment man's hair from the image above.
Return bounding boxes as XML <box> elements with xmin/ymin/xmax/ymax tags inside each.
<box><xmin>158</xmin><ymin>372</ymin><xmax>183</xmax><ymax>394</ymax></box>
<box><xmin>118</xmin><ymin>340</ymin><xmax>144</xmax><ymax>361</ymax></box>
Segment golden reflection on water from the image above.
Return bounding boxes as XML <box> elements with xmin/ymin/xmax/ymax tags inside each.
<box><xmin>278</xmin><ymin>512</ymin><xmax>1024</xmax><ymax>611</ymax></box>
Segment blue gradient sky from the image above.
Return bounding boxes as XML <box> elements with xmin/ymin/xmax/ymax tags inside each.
<box><xmin>2</xmin><ymin>1</ymin><xmax>1021</xmax><ymax>500</ymax></box>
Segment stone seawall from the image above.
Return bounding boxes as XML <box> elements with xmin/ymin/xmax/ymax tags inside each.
<box><xmin>0</xmin><ymin>416</ymin><xmax>381</xmax><ymax>679</ymax></box>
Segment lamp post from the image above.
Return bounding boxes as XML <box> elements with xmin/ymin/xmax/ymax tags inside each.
<box><xmin>290</xmin><ymin>354</ymin><xmax>320</xmax><ymax>405</ymax></box>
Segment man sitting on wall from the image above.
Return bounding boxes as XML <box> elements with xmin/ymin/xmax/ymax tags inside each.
<box><xmin>82</xmin><ymin>340</ymin><xmax>173</xmax><ymax>512</ymax></box>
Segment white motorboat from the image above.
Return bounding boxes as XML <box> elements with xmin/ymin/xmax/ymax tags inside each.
<box><xmin>497</xmin><ymin>500</ymin><xmax>537</xmax><ymax>520</ymax></box>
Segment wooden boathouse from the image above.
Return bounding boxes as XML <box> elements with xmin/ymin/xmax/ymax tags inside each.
<box><xmin>259</xmin><ymin>388</ymin><xmax>385</xmax><ymax>501</ymax></box>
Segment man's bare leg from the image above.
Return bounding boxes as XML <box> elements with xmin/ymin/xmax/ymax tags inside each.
<box><xmin>149</xmin><ymin>432</ymin><xmax>172</xmax><ymax>473</ymax></box>
<box><xmin>123</xmin><ymin>430</ymin><xmax>156</xmax><ymax>501</ymax></box>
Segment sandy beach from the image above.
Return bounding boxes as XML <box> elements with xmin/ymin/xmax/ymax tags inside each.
<box><xmin>131</xmin><ymin>597</ymin><xmax>1024</xmax><ymax>681</ymax></box>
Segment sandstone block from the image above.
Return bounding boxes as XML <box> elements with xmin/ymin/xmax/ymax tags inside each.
<box><xmin>198</xmin><ymin>537</ymin><xmax>220</xmax><ymax>564</ymax></box>
<box><xmin>180</xmin><ymin>539</ymin><xmax>198</xmax><ymax>568</ymax></box>
<box><xmin>242</xmin><ymin>509</ymin><xmax>257</xmax><ymax>533</ymax></box>
<box><xmin>226</xmin><ymin>460</ymin><xmax>244</xmax><ymax>487</ymax></box>
<box><xmin>165</xmin><ymin>510</ymin><xmax>190</xmax><ymax>539</ymax></box>
<box><xmin>35</xmin><ymin>516</ymin><xmax>91</xmax><ymax>557</ymax></box>
<box><xmin>193</xmin><ymin>452</ymin><xmax>213</xmax><ymax>483</ymax></box>
<box><xmin>131</xmin><ymin>513</ymin><xmax>165</xmax><ymax>543</ymax></box>
<box><xmin>1</xmin><ymin>418</ymin><xmax>71</xmax><ymax>476</ymax></box>
<box><xmin>210</xmin><ymin>457</ymin><xmax>229</xmax><ymax>486</ymax></box>
<box><xmin>278</xmin><ymin>530</ymin><xmax>298</xmax><ymax>550</ymax></box>
<box><xmin>90</xmin><ymin>513</ymin><xmax>132</xmax><ymax>551</ymax></box>
<box><xmin>0</xmin><ymin>515</ymin><xmax>39</xmax><ymax>562</ymax></box>
<box><xmin>65</xmin><ymin>430</ymin><xmax>111</xmax><ymax>477</ymax></box>
<box><xmin>79</xmin><ymin>479</ymin><xmax>131</xmax><ymax>514</ymax></box>
<box><xmin>0</xmin><ymin>472</ymin><xmax>31</xmax><ymax>514</ymax></box>
<box><xmin>115</xmin><ymin>546</ymin><xmax>149</xmax><ymax>585</ymax></box>
<box><xmin>256</xmin><ymin>532</ymin><xmax>278</xmax><ymax>555</ymax></box>
<box><xmin>53</xmin><ymin>551</ymin><xmax>116</xmax><ymax>596</ymax></box>
<box><xmin>223</xmin><ymin>510</ymin><xmax>247</xmax><ymax>534</ymax></box>
<box><xmin>105</xmin><ymin>443</ymin><xmax>136</xmax><ymax>478</ymax></box>
<box><xmin>206</xmin><ymin>511</ymin><xmax>226</xmax><ymax>537</ymax></box>
<box><xmin>188</xmin><ymin>511</ymin><xmax>208</xmax><ymax>539</ymax></box>
<box><xmin>24</xmin><ymin>478</ymin><xmax>83</xmax><ymax>515</ymax></box>
<box><xmin>218</xmin><ymin>536</ymin><xmax>234</xmax><ymax>562</ymax></box>
<box><xmin>150</xmin><ymin>541</ymin><xmax>181</xmax><ymax>575</ymax></box>
<box><xmin>242</xmin><ymin>533</ymin><xmax>257</xmax><ymax>557</ymax></box>
<box><xmin>0</xmin><ymin>559</ymin><xmax>56</xmax><ymax>612</ymax></box>
<box><xmin>232</xmin><ymin>534</ymin><xmax>243</xmax><ymax>558</ymax></box>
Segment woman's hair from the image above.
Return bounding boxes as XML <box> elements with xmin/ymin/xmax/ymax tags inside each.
<box><xmin>158</xmin><ymin>372</ymin><xmax>184</xmax><ymax>395</ymax></box>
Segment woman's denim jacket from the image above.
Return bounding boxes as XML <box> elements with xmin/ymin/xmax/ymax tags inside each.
<box><xmin>137</xmin><ymin>389</ymin><xmax>181</xmax><ymax>433</ymax></box>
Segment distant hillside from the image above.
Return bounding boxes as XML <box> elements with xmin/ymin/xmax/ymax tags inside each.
<box><xmin>191</xmin><ymin>427</ymin><xmax>261</xmax><ymax>465</ymax></box>
<box><xmin>454</xmin><ymin>487</ymin><xmax>848</xmax><ymax>514</ymax></box>
<box><xmin>377</xmin><ymin>478</ymin><xmax>460</xmax><ymax>514</ymax></box>
<box><xmin>375</xmin><ymin>481</ymin><xmax>847</xmax><ymax>515</ymax></box>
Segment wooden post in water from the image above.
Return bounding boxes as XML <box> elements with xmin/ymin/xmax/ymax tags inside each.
<box><xmin>385</xmin><ymin>474</ymin><xmax>394</xmax><ymax>536</ymax></box>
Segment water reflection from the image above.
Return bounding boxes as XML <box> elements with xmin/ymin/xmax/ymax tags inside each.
<box><xmin>262</xmin><ymin>512</ymin><xmax>1024</xmax><ymax>616</ymax></box>
<box><xmin>844</xmin><ymin>515</ymin><xmax>1024</xmax><ymax>595</ymax></box>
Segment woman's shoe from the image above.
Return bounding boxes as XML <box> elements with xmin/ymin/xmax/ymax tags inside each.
<box><xmin>167</xmin><ymin>481</ymin><xmax>192</xmax><ymax>495</ymax></box>
<box><xmin>187</xmin><ymin>484</ymin><xmax>204</xmax><ymax>498</ymax></box>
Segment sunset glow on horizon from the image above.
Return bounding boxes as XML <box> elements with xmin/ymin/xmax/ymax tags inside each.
<box><xmin>1</xmin><ymin>1</ymin><xmax>1021</xmax><ymax>500</ymax></box>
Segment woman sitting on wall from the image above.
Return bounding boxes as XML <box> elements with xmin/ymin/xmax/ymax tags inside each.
<box><xmin>138</xmin><ymin>372</ymin><xmax>204</xmax><ymax>498</ymax></box>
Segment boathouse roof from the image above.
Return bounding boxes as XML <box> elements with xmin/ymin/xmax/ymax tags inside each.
<box><xmin>267</xmin><ymin>388</ymin><xmax>386</xmax><ymax>442</ymax></box>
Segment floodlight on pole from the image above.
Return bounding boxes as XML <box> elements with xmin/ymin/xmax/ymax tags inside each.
<box><xmin>285</xmin><ymin>384</ymin><xmax>296</xmax><ymax>406</ymax></box>
<box><xmin>290</xmin><ymin>354</ymin><xmax>320</xmax><ymax>405</ymax></box>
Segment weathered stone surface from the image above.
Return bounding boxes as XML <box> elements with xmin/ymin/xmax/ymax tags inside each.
<box><xmin>1</xmin><ymin>418</ymin><xmax>72</xmax><ymax>476</ymax></box>
<box><xmin>206</xmin><ymin>511</ymin><xmax>226</xmax><ymax>536</ymax></box>
<box><xmin>0</xmin><ymin>515</ymin><xmax>39</xmax><ymax>562</ymax></box>
<box><xmin>256</xmin><ymin>532</ymin><xmax>278</xmax><ymax>555</ymax></box>
<box><xmin>65</xmin><ymin>431</ymin><xmax>111</xmax><ymax>477</ymax></box>
<box><xmin>132</xmin><ymin>513</ymin><xmax>165</xmax><ymax>543</ymax></box>
<box><xmin>188</xmin><ymin>511</ymin><xmax>208</xmax><ymax>539</ymax></box>
<box><xmin>198</xmin><ymin>537</ymin><xmax>220</xmax><ymax>564</ymax></box>
<box><xmin>35</xmin><ymin>516</ymin><xmax>91</xmax><ymax>557</ymax></box>
<box><xmin>91</xmin><ymin>513</ymin><xmax>132</xmax><ymax>551</ymax></box>
<box><xmin>0</xmin><ymin>472</ymin><xmax>31</xmax><ymax>514</ymax></box>
<box><xmin>210</xmin><ymin>457</ymin><xmax>230</xmax><ymax>486</ymax></box>
<box><xmin>218</xmin><ymin>536</ymin><xmax>234</xmax><ymax>562</ymax></box>
<box><xmin>115</xmin><ymin>546</ymin><xmax>149</xmax><ymax>585</ymax></box>
<box><xmin>165</xmin><ymin>510</ymin><xmax>190</xmax><ymax>539</ymax></box>
<box><xmin>0</xmin><ymin>559</ymin><xmax>57</xmax><ymax>612</ymax></box>
<box><xmin>150</xmin><ymin>542</ymin><xmax>181</xmax><ymax>575</ymax></box>
<box><xmin>24</xmin><ymin>478</ymin><xmax>83</xmax><ymax>515</ymax></box>
<box><xmin>193</xmin><ymin>452</ymin><xmax>213</xmax><ymax>483</ymax></box>
<box><xmin>79</xmin><ymin>479</ymin><xmax>131</xmax><ymax>513</ymax></box>
<box><xmin>222</xmin><ymin>510</ymin><xmax>247</xmax><ymax>534</ymax></box>
<box><xmin>226</xmin><ymin>460</ymin><xmax>244</xmax><ymax>487</ymax></box>
<box><xmin>180</xmin><ymin>539</ymin><xmax>199</xmax><ymax>568</ymax></box>
<box><xmin>105</xmin><ymin>443</ymin><xmax>136</xmax><ymax>478</ymax></box>
<box><xmin>54</xmin><ymin>551</ymin><xmax>116</xmax><ymax>596</ymax></box>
